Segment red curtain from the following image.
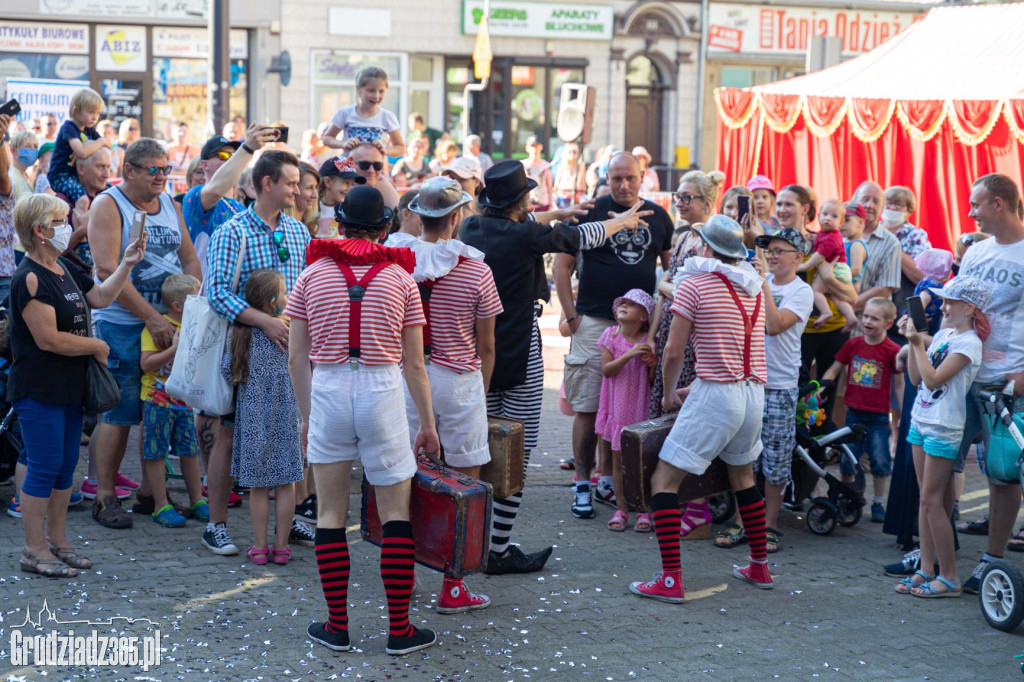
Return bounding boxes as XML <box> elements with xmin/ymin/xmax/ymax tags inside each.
<box><xmin>715</xmin><ymin>102</ymin><xmax>1024</xmax><ymax>253</ymax></box>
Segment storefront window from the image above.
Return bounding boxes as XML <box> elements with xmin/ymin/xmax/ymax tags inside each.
<box><xmin>445</xmin><ymin>58</ymin><xmax>585</xmax><ymax>159</ymax></box>
<box><xmin>152</xmin><ymin>57</ymin><xmax>247</xmax><ymax>143</ymax></box>
<box><xmin>311</xmin><ymin>52</ymin><xmax>405</xmax><ymax>130</ymax></box>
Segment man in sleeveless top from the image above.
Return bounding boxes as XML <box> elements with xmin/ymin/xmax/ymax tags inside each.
<box><xmin>87</xmin><ymin>138</ymin><xmax>202</xmax><ymax>530</ymax></box>
<box><xmin>399</xmin><ymin>177</ymin><xmax>503</xmax><ymax>612</ymax></box>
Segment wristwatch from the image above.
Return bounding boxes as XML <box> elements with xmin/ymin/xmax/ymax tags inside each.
<box><xmin>565</xmin><ymin>314</ymin><xmax>580</xmax><ymax>324</ymax></box>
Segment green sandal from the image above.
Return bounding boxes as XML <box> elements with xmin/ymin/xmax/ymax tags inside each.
<box><xmin>152</xmin><ymin>504</ymin><xmax>187</xmax><ymax>528</ymax></box>
<box><xmin>714</xmin><ymin>523</ymin><xmax>747</xmax><ymax>548</ymax></box>
<box><xmin>765</xmin><ymin>528</ymin><xmax>782</xmax><ymax>554</ymax></box>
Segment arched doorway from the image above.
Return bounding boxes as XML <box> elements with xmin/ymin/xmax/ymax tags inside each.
<box><xmin>624</xmin><ymin>55</ymin><xmax>665</xmax><ymax>166</ymax></box>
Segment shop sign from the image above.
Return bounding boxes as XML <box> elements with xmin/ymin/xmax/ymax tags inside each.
<box><xmin>462</xmin><ymin>0</ymin><xmax>613</xmax><ymax>41</ymax></box>
<box><xmin>153</xmin><ymin>27</ymin><xmax>248</xmax><ymax>60</ymax></box>
<box><xmin>0</xmin><ymin>21</ymin><xmax>88</xmax><ymax>54</ymax></box>
<box><xmin>39</xmin><ymin>0</ymin><xmax>209</xmax><ymax>22</ymax></box>
<box><xmin>707</xmin><ymin>4</ymin><xmax>920</xmax><ymax>56</ymax></box>
<box><xmin>95</xmin><ymin>25</ymin><xmax>147</xmax><ymax>72</ymax></box>
<box><xmin>4</xmin><ymin>77</ymin><xmax>89</xmax><ymax>124</ymax></box>
<box><xmin>312</xmin><ymin>53</ymin><xmax>401</xmax><ymax>82</ymax></box>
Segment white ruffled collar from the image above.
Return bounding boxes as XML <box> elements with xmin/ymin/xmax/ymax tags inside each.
<box><xmin>386</xmin><ymin>233</ymin><xmax>484</xmax><ymax>281</ymax></box>
<box><xmin>674</xmin><ymin>256</ymin><xmax>764</xmax><ymax>297</ymax></box>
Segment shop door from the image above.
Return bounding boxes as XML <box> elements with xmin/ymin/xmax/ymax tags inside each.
<box><xmin>624</xmin><ymin>56</ymin><xmax>665</xmax><ymax>166</ymax></box>
<box><xmin>624</xmin><ymin>91</ymin><xmax>662</xmax><ymax>161</ymax></box>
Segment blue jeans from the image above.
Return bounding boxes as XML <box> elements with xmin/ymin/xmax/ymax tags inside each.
<box><xmin>94</xmin><ymin>320</ymin><xmax>145</xmax><ymax>426</ymax></box>
<box><xmin>15</xmin><ymin>398</ymin><xmax>83</xmax><ymax>498</ymax></box>
<box><xmin>842</xmin><ymin>407</ymin><xmax>892</xmax><ymax>477</ymax></box>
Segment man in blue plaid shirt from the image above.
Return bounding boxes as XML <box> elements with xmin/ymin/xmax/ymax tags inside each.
<box><xmin>201</xmin><ymin>149</ymin><xmax>311</xmax><ymax>556</ymax></box>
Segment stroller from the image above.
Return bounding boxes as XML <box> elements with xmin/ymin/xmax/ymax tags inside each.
<box><xmin>975</xmin><ymin>380</ymin><xmax>1024</xmax><ymax>633</ymax></box>
<box><xmin>0</xmin><ymin>310</ymin><xmax>23</xmax><ymax>487</ymax></box>
<box><xmin>708</xmin><ymin>380</ymin><xmax>866</xmax><ymax>535</ymax></box>
<box><xmin>789</xmin><ymin>380</ymin><xmax>867</xmax><ymax>535</ymax></box>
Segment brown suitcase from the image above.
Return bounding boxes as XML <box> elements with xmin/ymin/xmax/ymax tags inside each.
<box><xmin>620</xmin><ymin>415</ymin><xmax>731</xmax><ymax>511</ymax></box>
<box><xmin>479</xmin><ymin>416</ymin><xmax>525</xmax><ymax>499</ymax></box>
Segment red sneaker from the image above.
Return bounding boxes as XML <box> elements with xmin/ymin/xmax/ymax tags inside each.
<box><xmin>115</xmin><ymin>472</ymin><xmax>140</xmax><ymax>490</ymax></box>
<box><xmin>437</xmin><ymin>580</ymin><xmax>490</xmax><ymax>614</ymax></box>
<box><xmin>733</xmin><ymin>560</ymin><xmax>774</xmax><ymax>589</ymax></box>
<box><xmin>201</xmin><ymin>485</ymin><xmax>244</xmax><ymax>508</ymax></box>
<box><xmin>629</xmin><ymin>571</ymin><xmax>685</xmax><ymax>603</ymax></box>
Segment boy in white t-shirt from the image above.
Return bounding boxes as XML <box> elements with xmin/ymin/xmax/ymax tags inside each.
<box><xmin>750</xmin><ymin>229</ymin><xmax>814</xmax><ymax>552</ymax></box>
<box><xmin>322</xmin><ymin>66</ymin><xmax>405</xmax><ymax>158</ymax></box>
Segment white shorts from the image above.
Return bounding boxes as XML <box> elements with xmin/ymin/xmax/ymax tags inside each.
<box><xmin>405</xmin><ymin>364</ymin><xmax>491</xmax><ymax>468</ymax></box>
<box><xmin>307</xmin><ymin>363</ymin><xmax>417</xmax><ymax>486</ymax></box>
<box><xmin>659</xmin><ymin>378</ymin><xmax>765</xmax><ymax>475</ymax></box>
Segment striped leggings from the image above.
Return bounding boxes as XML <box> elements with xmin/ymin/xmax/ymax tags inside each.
<box><xmin>485</xmin><ymin>324</ymin><xmax>543</xmax><ymax>554</ymax></box>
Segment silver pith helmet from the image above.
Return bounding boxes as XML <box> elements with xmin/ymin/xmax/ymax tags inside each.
<box><xmin>697</xmin><ymin>214</ymin><xmax>748</xmax><ymax>260</ymax></box>
<box><xmin>408</xmin><ymin>177</ymin><xmax>472</xmax><ymax>218</ymax></box>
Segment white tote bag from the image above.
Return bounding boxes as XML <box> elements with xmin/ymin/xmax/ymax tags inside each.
<box><xmin>165</xmin><ymin>232</ymin><xmax>246</xmax><ymax>415</ymax></box>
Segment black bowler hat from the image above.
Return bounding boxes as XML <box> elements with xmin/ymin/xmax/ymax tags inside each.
<box><xmin>477</xmin><ymin>160</ymin><xmax>538</xmax><ymax>209</ymax></box>
<box><xmin>334</xmin><ymin>185</ymin><xmax>394</xmax><ymax>228</ymax></box>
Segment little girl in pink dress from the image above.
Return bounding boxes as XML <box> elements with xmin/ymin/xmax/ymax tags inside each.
<box><xmin>595</xmin><ymin>289</ymin><xmax>655</xmax><ymax>532</ymax></box>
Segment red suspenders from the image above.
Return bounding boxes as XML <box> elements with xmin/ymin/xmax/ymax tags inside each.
<box><xmin>416</xmin><ymin>256</ymin><xmax>470</xmax><ymax>358</ymax></box>
<box><xmin>336</xmin><ymin>261</ymin><xmax>391</xmax><ymax>363</ymax></box>
<box><xmin>711</xmin><ymin>272</ymin><xmax>762</xmax><ymax>380</ymax></box>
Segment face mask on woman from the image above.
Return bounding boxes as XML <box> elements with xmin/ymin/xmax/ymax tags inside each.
<box><xmin>48</xmin><ymin>221</ymin><xmax>73</xmax><ymax>252</ymax></box>
<box><xmin>881</xmin><ymin>208</ymin><xmax>906</xmax><ymax>228</ymax></box>
<box><xmin>17</xmin><ymin>148</ymin><xmax>39</xmax><ymax>167</ymax></box>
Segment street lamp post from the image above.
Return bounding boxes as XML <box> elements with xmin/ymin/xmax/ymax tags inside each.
<box><xmin>462</xmin><ymin>0</ymin><xmax>492</xmax><ymax>144</ymax></box>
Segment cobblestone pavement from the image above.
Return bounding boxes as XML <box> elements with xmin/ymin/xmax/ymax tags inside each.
<box><xmin>3</xmin><ymin>307</ymin><xmax>1024</xmax><ymax>680</ymax></box>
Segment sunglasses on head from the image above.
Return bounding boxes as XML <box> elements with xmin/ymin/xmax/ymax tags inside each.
<box><xmin>959</xmin><ymin>232</ymin><xmax>985</xmax><ymax>245</ymax></box>
<box><xmin>356</xmin><ymin>161</ymin><xmax>383</xmax><ymax>172</ymax></box>
<box><xmin>128</xmin><ymin>162</ymin><xmax>173</xmax><ymax>176</ymax></box>
<box><xmin>272</xmin><ymin>230</ymin><xmax>290</xmax><ymax>263</ymax></box>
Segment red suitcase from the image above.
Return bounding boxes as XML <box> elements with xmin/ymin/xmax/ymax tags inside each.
<box><xmin>360</xmin><ymin>455</ymin><xmax>493</xmax><ymax>578</ymax></box>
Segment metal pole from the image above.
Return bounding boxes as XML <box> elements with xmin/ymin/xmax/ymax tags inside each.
<box><xmin>209</xmin><ymin>0</ymin><xmax>230</xmax><ymax>135</ymax></box>
<box><xmin>462</xmin><ymin>0</ymin><xmax>491</xmax><ymax>143</ymax></box>
<box><xmin>693</xmin><ymin>0</ymin><xmax>709</xmax><ymax>168</ymax></box>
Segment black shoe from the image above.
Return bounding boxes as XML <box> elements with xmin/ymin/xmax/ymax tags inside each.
<box><xmin>385</xmin><ymin>626</ymin><xmax>436</xmax><ymax>656</ymax></box>
<box><xmin>782</xmin><ymin>500</ymin><xmax>803</xmax><ymax>512</ymax></box>
<box><xmin>289</xmin><ymin>519</ymin><xmax>316</xmax><ymax>547</ymax></box>
<box><xmin>307</xmin><ymin>622</ymin><xmax>350</xmax><ymax>651</ymax></box>
<box><xmin>484</xmin><ymin>545</ymin><xmax>553</xmax><ymax>575</ymax></box>
<box><xmin>957</xmin><ymin>517</ymin><xmax>989</xmax><ymax>536</ymax></box>
<box><xmin>963</xmin><ymin>559</ymin><xmax>991</xmax><ymax>595</ymax></box>
<box><xmin>294</xmin><ymin>495</ymin><xmax>318</xmax><ymax>525</ymax></box>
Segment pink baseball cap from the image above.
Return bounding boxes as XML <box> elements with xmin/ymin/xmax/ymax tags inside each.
<box><xmin>747</xmin><ymin>175</ymin><xmax>775</xmax><ymax>194</ymax></box>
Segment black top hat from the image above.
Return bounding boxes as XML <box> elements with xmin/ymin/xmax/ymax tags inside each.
<box><xmin>477</xmin><ymin>160</ymin><xmax>538</xmax><ymax>209</ymax></box>
<box><xmin>334</xmin><ymin>185</ymin><xmax>394</xmax><ymax>229</ymax></box>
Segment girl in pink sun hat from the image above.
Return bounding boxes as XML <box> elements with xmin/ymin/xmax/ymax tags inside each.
<box><xmin>595</xmin><ymin>289</ymin><xmax>657</xmax><ymax>532</ymax></box>
<box><xmin>747</xmin><ymin>175</ymin><xmax>781</xmax><ymax>234</ymax></box>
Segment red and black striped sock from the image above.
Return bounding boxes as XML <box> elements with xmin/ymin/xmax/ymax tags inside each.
<box><xmin>652</xmin><ymin>491</ymin><xmax>682</xmax><ymax>573</ymax></box>
<box><xmin>381</xmin><ymin>520</ymin><xmax>416</xmax><ymax>639</ymax></box>
<box><xmin>314</xmin><ymin>527</ymin><xmax>349</xmax><ymax>634</ymax></box>
<box><xmin>736</xmin><ymin>486</ymin><xmax>768</xmax><ymax>563</ymax></box>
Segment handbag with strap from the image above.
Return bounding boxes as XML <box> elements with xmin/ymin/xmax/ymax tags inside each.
<box><xmin>59</xmin><ymin>261</ymin><xmax>120</xmax><ymax>415</ymax></box>
<box><xmin>165</xmin><ymin>231</ymin><xmax>247</xmax><ymax>414</ymax></box>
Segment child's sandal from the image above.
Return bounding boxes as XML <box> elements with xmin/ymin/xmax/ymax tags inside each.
<box><xmin>247</xmin><ymin>545</ymin><xmax>270</xmax><ymax>566</ymax></box>
<box><xmin>607</xmin><ymin>510</ymin><xmax>628</xmax><ymax>532</ymax></box>
<box><xmin>271</xmin><ymin>547</ymin><xmax>291</xmax><ymax>565</ymax></box>
<box><xmin>634</xmin><ymin>513</ymin><xmax>653</xmax><ymax>533</ymax></box>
